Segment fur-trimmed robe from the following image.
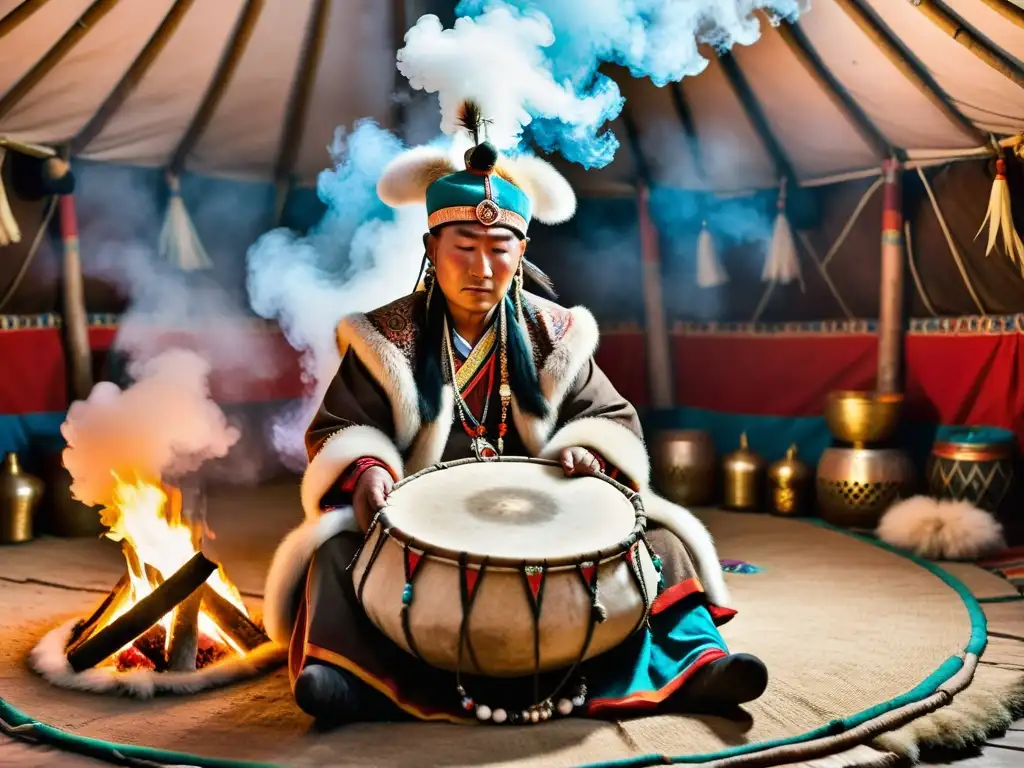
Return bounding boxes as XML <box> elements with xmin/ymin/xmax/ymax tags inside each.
<box><xmin>263</xmin><ymin>291</ymin><xmax>730</xmax><ymax>646</ymax></box>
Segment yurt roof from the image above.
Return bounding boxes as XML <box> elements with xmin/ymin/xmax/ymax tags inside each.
<box><xmin>0</xmin><ymin>0</ymin><xmax>1022</xmax><ymax>195</ymax></box>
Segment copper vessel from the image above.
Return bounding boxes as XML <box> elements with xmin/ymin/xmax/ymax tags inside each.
<box><xmin>824</xmin><ymin>390</ymin><xmax>903</xmax><ymax>448</ymax></box>
<box><xmin>816</xmin><ymin>447</ymin><xmax>914</xmax><ymax>529</ymax></box>
<box><xmin>0</xmin><ymin>452</ymin><xmax>44</xmax><ymax>544</ymax></box>
<box><xmin>722</xmin><ymin>433</ymin><xmax>765</xmax><ymax>511</ymax></box>
<box><xmin>767</xmin><ymin>444</ymin><xmax>813</xmax><ymax>517</ymax></box>
<box><xmin>651</xmin><ymin>429</ymin><xmax>716</xmax><ymax>506</ymax></box>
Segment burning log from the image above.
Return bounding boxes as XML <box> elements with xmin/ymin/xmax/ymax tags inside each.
<box><xmin>66</xmin><ymin>551</ymin><xmax>218</xmax><ymax>672</ymax></box>
<box><xmin>167</xmin><ymin>589</ymin><xmax>202</xmax><ymax>671</ymax></box>
<box><xmin>67</xmin><ymin>572</ymin><xmax>130</xmax><ymax>648</ymax></box>
<box><xmin>199</xmin><ymin>585</ymin><xmax>269</xmax><ymax>653</ymax></box>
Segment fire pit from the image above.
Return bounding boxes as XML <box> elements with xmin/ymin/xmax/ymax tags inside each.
<box><xmin>29</xmin><ymin>477</ymin><xmax>284</xmax><ymax>696</ymax></box>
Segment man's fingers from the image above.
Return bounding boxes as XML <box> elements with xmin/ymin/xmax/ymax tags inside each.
<box><xmin>369</xmin><ymin>482</ymin><xmax>388</xmax><ymax>510</ymax></box>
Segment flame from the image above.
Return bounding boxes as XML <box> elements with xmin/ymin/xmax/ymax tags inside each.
<box><xmin>96</xmin><ymin>472</ymin><xmax>248</xmax><ymax>660</ymax></box>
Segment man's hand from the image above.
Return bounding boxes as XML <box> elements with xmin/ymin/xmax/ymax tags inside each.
<box><xmin>560</xmin><ymin>446</ymin><xmax>602</xmax><ymax>478</ymax></box>
<box><xmin>353</xmin><ymin>466</ymin><xmax>394</xmax><ymax>532</ymax></box>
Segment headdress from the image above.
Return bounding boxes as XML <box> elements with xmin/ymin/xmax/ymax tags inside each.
<box><xmin>377</xmin><ymin>101</ymin><xmax>577</xmax><ymax>238</ymax></box>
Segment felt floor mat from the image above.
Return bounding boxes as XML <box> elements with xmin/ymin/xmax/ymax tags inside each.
<box><xmin>0</xmin><ymin>509</ymin><xmax>1017</xmax><ymax>767</ymax></box>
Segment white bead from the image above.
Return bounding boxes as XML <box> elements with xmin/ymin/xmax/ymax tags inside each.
<box><xmin>476</xmin><ymin>705</ymin><xmax>492</xmax><ymax>721</ymax></box>
<box><xmin>492</xmin><ymin>708</ymin><xmax>507</xmax><ymax>724</ymax></box>
<box><xmin>540</xmin><ymin>709</ymin><xmax>551</xmax><ymax>720</ymax></box>
<box><xmin>530</xmin><ymin>710</ymin><xmax>540</xmax><ymax>723</ymax></box>
<box><xmin>521</xmin><ymin>710</ymin><xmax>530</xmax><ymax>721</ymax></box>
<box><xmin>557</xmin><ymin>698</ymin><xmax>573</xmax><ymax>716</ymax></box>
<box><xmin>572</xmin><ymin>696</ymin><xmax>585</xmax><ymax>707</ymax></box>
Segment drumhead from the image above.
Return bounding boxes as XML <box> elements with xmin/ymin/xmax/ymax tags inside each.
<box><xmin>383</xmin><ymin>461</ymin><xmax>637</xmax><ymax>560</ymax></box>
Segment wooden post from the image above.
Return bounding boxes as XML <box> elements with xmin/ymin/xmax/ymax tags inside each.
<box><xmin>59</xmin><ymin>193</ymin><xmax>93</xmax><ymax>400</ymax></box>
<box><xmin>636</xmin><ymin>180</ymin><xmax>674</xmax><ymax>409</ymax></box>
<box><xmin>877</xmin><ymin>158</ymin><xmax>904</xmax><ymax>394</ymax></box>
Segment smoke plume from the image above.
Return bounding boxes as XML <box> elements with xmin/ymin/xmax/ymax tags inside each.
<box><xmin>61</xmin><ymin>350</ymin><xmax>240</xmax><ymax>507</ymax></box>
<box><xmin>392</xmin><ymin>0</ymin><xmax>809</xmax><ymax>168</ymax></box>
<box><xmin>245</xmin><ymin>120</ymin><xmax>426</xmax><ymax>469</ymax></box>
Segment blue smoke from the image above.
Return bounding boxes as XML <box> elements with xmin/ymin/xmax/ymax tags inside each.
<box><xmin>648</xmin><ymin>186</ymin><xmax>774</xmax><ymax>247</ymax></box>
<box><xmin>454</xmin><ymin>0</ymin><xmax>806</xmax><ymax>168</ymax></box>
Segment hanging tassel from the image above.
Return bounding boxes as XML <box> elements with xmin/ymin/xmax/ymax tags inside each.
<box><xmin>976</xmin><ymin>153</ymin><xmax>1024</xmax><ymax>274</ymax></box>
<box><xmin>762</xmin><ymin>177</ymin><xmax>802</xmax><ymax>289</ymax></box>
<box><xmin>696</xmin><ymin>220</ymin><xmax>728</xmax><ymax>287</ymax></box>
<box><xmin>159</xmin><ymin>172</ymin><xmax>213</xmax><ymax>271</ymax></box>
<box><xmin>0</xmin><ymin>148</ymin><xmax>21</xmax><ymax>246</ymax></box>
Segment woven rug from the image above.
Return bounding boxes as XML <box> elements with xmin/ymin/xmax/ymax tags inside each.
<box><xmin>2</xmin><ymin>511</ymin><xmax>1022</xmax><ymax>768</ymax></box>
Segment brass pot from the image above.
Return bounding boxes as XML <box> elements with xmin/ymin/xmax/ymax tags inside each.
<box><xmin>722</xmin><ymin>433</ymin><xmax>765</xmax><ymax>511</ymax></box>
<box><xmin>767</xmin><ymin>444</ymin><xmax>813</xmax><ymax>517</ymax></box>
<box><xmin>824</xmin><ymin>390</ymin><xmax>903</xmax><ymax>448</ymax></box>
<box><xmin>650</xmin><ymin>429</ymin><xmax>716</xmax><ymax>506</ymax></box>
<box><xmin>816</xmin><ymin>447</ymin><xmax>914</xmax><ymax>529</ymax></box>
<box><xmin>0</xmin><ymin>452</ymin><xmax>44</xmax><ymax>544</ymax></box>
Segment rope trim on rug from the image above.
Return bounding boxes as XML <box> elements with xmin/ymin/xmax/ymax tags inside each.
<box><xmin>0</xmin><ymin>518</ymin><xmax>999</xmax><ymax>768</ymax></box>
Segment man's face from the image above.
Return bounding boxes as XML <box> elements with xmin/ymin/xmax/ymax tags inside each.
<box><xmin>428</xmin><ymin>223</ymin><xmax>526</xmax><ymax>315</ymax></box>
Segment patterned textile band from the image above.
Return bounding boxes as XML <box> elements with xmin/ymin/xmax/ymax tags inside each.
<box><xmin>428</xmin><ymin>205</ymin><xmax>528</xmax><ymax>234</ymax></box>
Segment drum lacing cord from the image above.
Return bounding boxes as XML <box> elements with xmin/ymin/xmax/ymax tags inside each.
<box><xmin>520</xmin><ymin>559</ymin><xmax>549</xmax><ymax>705</ymax></box>
<box><xmin>354</xmin><ymin>523</ymin><xmax>390</xmax><ymax>605</ymax></box>
<box><xmin>624</xmin><ymin>538</ymin><xmax>653</xmax><ymax>635</ymax></box>
<box><xmin>400</xmin><ymin>544</ymin><xmax>430</xmax><ymax>661</ymax></box>
<box><xmin>455</xmin><ymin>552</ymin><xmax>489</xmax><ymax>689</ymax></box>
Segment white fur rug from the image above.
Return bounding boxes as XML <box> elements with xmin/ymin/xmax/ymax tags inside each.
<box><xmin>28</xmin><ymin>619</ymin><xmax>286</xmax><ymax>698</ymax></box>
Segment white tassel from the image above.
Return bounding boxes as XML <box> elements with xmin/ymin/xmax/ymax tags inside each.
<box><xmin>0</xmin><ymin>147</ymin><xmax>21</xmax><ymax>246</ymax></box>
<box><xmin>159</xmin><ymin>173</ymin><xmax>213</xmax><ymax>271</ymax></box>
<box><xmin>976</xmin><ymin>156</ymin><xmax>1024</xmax><ymax>274</ymax></box>
<box><xmin>762</xmin><ymin>178</ymin><xmax>802</xmax><ymax>289</ymax></box>
<box><xmin>696</xmin><ymin>220</ymin><xmax>728</xmax><ymax>287</ymax></box>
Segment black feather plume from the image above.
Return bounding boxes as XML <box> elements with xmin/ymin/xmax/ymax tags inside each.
<box><xmin>523</xmin><ymin>260</ymin><xmax>557</xmax><ymax>299</ymax></box>
<box><xmin>457</xmin><ymin>100</ymin><xmax>484</xmax><ymax>145</ymax></box>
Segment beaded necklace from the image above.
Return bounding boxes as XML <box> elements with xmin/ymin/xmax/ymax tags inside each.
<box><xmin>442</xmin><ymin>299</ymin><xmax>511</xmax><ymax>460</ymax></box>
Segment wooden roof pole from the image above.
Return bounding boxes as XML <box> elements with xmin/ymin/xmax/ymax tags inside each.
<box><xmin>0</xmin><ymin>0</ymin><xmax>121</xmax><ymax>122</ymax></box>
<box><xmin>168</xmin><ymin>0</ymin><xmax>264</xmax><ymax>175</ymax></box>
<box><xmin>832</xmin><ymin>0</ymin><xmax>986</xmax><ymax>146</ymax></box>
<box><xmin>977</xmin><ymin>0</ymin><xmax>1024</xmax><ymax>31</ymax></box>
<box><xmin>773</xmin><ymin>17</ymin><xmax>895</xmax><ymax>160</ymax></box>
<box><xmin>73</xmin><ymin>0</ymin><xmax>196</xmax><ymax>153</ymax></box>
<box><xmin>911</xmin><ymin>0</ymin><xmax>1024</xmax><ymax>88</ymax></box>
<box><xmin>272</xmin><ymin>0</ymin><xmax>329</xmax><ymax>222</ymax></box>
<box><xmin>667</xmin><ymin>83</ymin><xmax>709</xmax><ymax>184</ymax></box>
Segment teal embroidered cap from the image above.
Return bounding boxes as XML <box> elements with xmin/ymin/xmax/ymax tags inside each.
<box><xmin>425</xmin><ymin>156</ymin><xmax>531</xmax><ymax>236</ymax></box>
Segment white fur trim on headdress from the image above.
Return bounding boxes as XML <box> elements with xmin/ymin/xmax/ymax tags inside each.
<box><xmin>498</xmin><ymin>153</ymin><xmax>577</xmax><ymax>225</ymax></box>
<box><xmin>377</xmin><ymin>146</ymin><xmax>456</xmax><ymax>207</ymax></box>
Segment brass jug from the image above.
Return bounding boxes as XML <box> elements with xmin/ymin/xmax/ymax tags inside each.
<box><xmin>767</xmin><ymin>444</ymin><xmax>813</xmax><ymax>516</ymax></box>
<box><xmin>0</xmin><ymin>452</ymin><xmax>44</xmax><ymax>544</ymax></box>
<box><xmin>722</xmin><ymin>433</ymin><xmax>765</xmax><ymax>511</ymax></box>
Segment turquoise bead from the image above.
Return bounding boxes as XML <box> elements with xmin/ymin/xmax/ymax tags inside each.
<box><xmin>402</xmin><ymin>583</ymin><xmax>413</xmax><ymax>605</ymax></box>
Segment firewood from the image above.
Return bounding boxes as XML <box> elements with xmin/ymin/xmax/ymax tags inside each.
<box><xmin>198</xmin><ymin>585</ymin><xmax>269</xmax><ymax>653</ymax></box>
<box><xmin>66</xmin><ymin>552</ymin><xmax>218</xmax><ymax>672</ymax></box>
<box><xmin>167</xmin><ymin>589</ymin><xmax>202</xmax><ymax>671</ymax></box>
<box><xmin>66</xmin><ymin>572</ymin><xmax>129</xmax><ymax>649</ymax></box>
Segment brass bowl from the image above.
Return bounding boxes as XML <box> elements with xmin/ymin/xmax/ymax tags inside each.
<box><xmin>824</xmin><ymin>390</ymin><xmax>904</xmax><ymax>447</ymax></box>
<box><xmin>816</xmin><ymin>447</ymin><xmax>915</xmax><ymax>529</ymax></box>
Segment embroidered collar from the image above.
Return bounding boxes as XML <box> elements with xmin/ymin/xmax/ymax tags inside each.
<box><xmin>451</xmin><ymin>321</ymin><xmax>497</xmax><ymax>392</ymax></box>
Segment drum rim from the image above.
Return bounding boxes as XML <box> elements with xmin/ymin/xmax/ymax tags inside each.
<box><xmin>372</xmin><ymin>456</ymin><xmax>648</xmax><ymax>568</ymax></box>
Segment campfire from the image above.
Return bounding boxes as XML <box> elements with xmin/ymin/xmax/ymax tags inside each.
<box><xmin>64</xmin><ymin>474</ymin><xmax>270</xmax><ymax>674</ymax></box>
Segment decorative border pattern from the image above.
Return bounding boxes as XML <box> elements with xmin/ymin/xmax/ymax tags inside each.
<box><xmin>0</xmin><ymin>313</ymin><xmax>278</xmax><ymax>332</ymax></box>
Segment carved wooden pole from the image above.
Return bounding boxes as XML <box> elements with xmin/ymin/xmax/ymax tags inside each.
<box><xmin>59</xmin><ymin>192</ymin><xmax>93</xmax><ymax>400</ymax></box>
<box><xmin>636</xmin><ymin>180</ymin><xmax>674</xmax><ymax>408</ymax></box>
<box><xmin>876</xmin><ymin>158</ymin><xmax>904</xmax><ymax>394</ymax></box>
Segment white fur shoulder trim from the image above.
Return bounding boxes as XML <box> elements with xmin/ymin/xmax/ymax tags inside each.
<box><xmin>540</xmin><ymin>417</ymin><xmax>650</xmax><ymax>490</ymax></box>
<box><xmin>337</xmin><ymin>315</ymin><xmax>420</xmax><ymax>449</ymax></box>
<box><xmin>301</xmin><ymin>425</ymin><xmax>404</xmax><ymax>521</ymax></box>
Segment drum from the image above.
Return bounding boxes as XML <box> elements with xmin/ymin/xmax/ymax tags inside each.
<box><xmin>927</xmin><ymin>426</ymin><xmax>1016</xmax><ymax>513</ymax></box>
<box><xmin>350</xmin><ymin>457</ymin><xmax>659</xmax><ymax>679</ymax></box>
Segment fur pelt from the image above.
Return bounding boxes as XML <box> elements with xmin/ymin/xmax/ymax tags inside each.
<box><xmin>29</xmin><ymin>619</ymin><xmax>285</xmax><ymax>697</ymax></box>
<box><xmin>377</xmin><ymin>146</ymin><xmax>456</xmax><ymax>208</ymax></box>
<box><xmin>876</xmin><ymin>495</ymin><xmax>1006</xmax><ymax>561</ymax></box>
